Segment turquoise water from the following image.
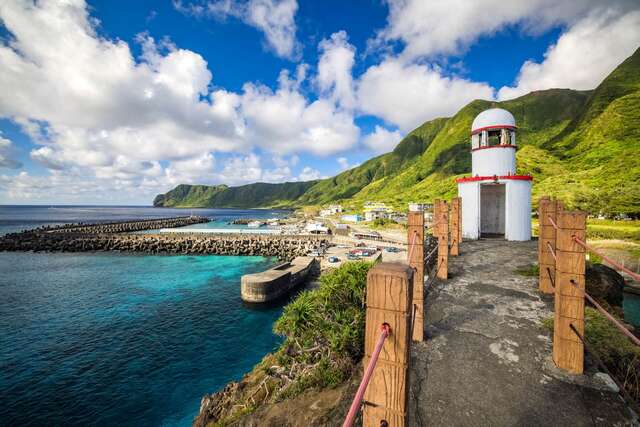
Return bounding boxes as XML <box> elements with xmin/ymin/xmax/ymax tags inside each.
<box><xmin>623</xmin><ymin>292</ymin><xmax>640</xmax><ymax>328</ymax></box>
<box><xmin>0</xmin><ymin>206</ymin><xmax>286</xmax><ymax>426</ymax></box>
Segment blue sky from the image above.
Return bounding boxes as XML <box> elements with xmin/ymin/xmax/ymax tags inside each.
<box><xmin>0</xmin><ymin>0</ymin><xmax>639</xmax><ymax>204</ymax></box>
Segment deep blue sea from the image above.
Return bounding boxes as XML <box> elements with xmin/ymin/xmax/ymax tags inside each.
<box><xmin>0</xmin><ymin>206</ymin><xmax>290</xmax><ymax>426</ymax></box>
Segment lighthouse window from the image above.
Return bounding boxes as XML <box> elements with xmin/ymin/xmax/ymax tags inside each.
<box><xmin>472</xmin><ymin>133</ymin><xmax>480</xmax><ymax>149</ymax></box>
<box><xmin>511</xmin><ymin>130</ymin><xmax>516</xmax><ymax>146</ymax></box>
<box><xmin>487</xmin><ymin>130</ymin><xmax>501</xmax><ymax>147</ymax></box>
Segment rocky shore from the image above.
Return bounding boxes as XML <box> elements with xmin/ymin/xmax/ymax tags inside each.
<box><xmin>0</xmin><ymin>231</ymin><xmax>328</xmax><ymax>259</ymax></box>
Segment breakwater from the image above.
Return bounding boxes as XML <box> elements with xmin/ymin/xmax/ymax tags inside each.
<box><xmin>0</xmin><ymin>232</ymin><xmax>329</xmax><ymax>259</ymax></box>
<box><xmin>241</xmin><ymin>257</ymin><xmax>318</xmax><ymax>303</ymax></box>
<box><xmin>32</xmin><ymin>216</ymin><xmax>210</xmax><ymax>234</ymax></box>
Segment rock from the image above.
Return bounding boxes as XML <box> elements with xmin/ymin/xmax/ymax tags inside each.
<box><xmin>586</xmin><ymin>263</ymin><xmax>625</xmax><ymax>309</ymax></box>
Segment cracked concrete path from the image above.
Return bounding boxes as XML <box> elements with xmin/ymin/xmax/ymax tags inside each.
<box><xmin>408</xmin><ymin>239</ymin><xmax>632</xmax><ymax>426</ymax></box>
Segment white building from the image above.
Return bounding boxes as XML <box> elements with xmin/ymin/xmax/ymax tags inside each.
<box><xmin>456</xmin><ymin>108</ymin><xmax>532</xmax><ymax>241</ymax></box>
<box><xmin>305</xmin><ymin>222</ymin><xmax>330</xmax><ymax>234</ymax></box>
<box><xmin>320</xmin><ymin>204</ymin><xmax>344</xmax><ymax>217</ymax></box>
<box><xmin>364</xmin><ymin>210</ymin><xmax>388</xmax><ymax>221</ymax></box>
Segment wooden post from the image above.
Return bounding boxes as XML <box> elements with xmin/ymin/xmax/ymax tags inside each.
<box><xmin>538</xmin><ymin>197</ymin><xmax>555</xmax><ymax>294</ymax></box>
<box><xmin>407</xmin><ymin>207</ymin><xmax>425</xmax><ymax>342</ymax></box>
<box><xmin>450</xmin><ymin>197</ymin><xmax>461</xmax><ymax>256</ymax></box>
<box><xmin>363</xmin><ymin>263</ymin><xmax>413</xmax><ymax>426</ymax></box>
<box><xmin>553</xmin><ymin>210</ymin><xmax>586</xmax><ymax>374</ymax></box>
<box><xmin>435</xmin><ymin>200</ymin><xmax>448</xmax><ymax>280</ymax></box>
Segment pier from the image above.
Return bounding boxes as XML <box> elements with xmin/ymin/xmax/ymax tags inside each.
<box><xmin>241</xmin><ymin>257</ymin><xmax>318</xmax><ymax>303</ymax></box>
<box><xmin>344</xmin><ymin>198</ymin><xmax>636</xmax><ymax>426</ymax></box>
<box><xmin>0</xmin><ymin>217</ymin><xmax>329</xmax><ymax>259</ymax></box>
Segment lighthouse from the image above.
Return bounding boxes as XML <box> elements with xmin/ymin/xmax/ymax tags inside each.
<box><xmin>456</xmin><ymin>108</ymin><xmax>532</xmax><ymax>241</ymax></box>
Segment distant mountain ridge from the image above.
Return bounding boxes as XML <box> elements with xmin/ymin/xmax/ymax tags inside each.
<box><xmin>154</xmin><ymin>47</ymin><xmax>640</xmax><ymax>215</ymax></box>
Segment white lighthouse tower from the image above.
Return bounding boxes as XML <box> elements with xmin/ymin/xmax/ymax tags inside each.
<box><xmin>456</xmin><ymin>108</ymin><xmax>532</xmax><ymax>241</ymax></box>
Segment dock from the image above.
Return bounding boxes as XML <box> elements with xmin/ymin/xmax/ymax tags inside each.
<box><xmin>241</xmin><ymin>257</ymin><xmax>318</xmax><ymax>303</ymax></box>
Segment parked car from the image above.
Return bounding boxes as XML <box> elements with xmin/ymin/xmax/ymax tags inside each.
<box><xmin>328</xmin><ymin>256</ymin><xmax>340</xmax><ymax>263</ymax></box>
<box><xmin>385</xmin><ymin>247</ymin><xmax>400</xmax><ymax>253</ymax></box>
<box><xmin>347</xmin><ymin>253</ymin><xmax>360</xmax><ymax>260</ymax></box>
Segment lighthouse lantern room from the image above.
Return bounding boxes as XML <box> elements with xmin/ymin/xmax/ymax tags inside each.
<box><xmin>456</xmin><ymin>108</ymin><xmax>532</xmax><ymax>241</ymax></box>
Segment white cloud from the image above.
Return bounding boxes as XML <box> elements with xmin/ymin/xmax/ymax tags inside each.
<box><xmin>357</xmin><ymin>59</ymin><xmax>494</xmax><ymax>131</ymax></box>
<box><xmin>298</xmin><ymin>166</ymin><xmax>321</xmax><ymax>181</ymax></box>
<box><xmin>363</xmin><ymin>125</ymin><xmax>403</xmax><ymax>154</ymax></box>
<box><xmin>0</xmin><ymin>134</ymin><xmax>22</xmax><ymax>169</ymax></box>
<box><xmin>375</xmin><ymin>0</ymin><xmax>638</xmax><ymax>60</ymax></box>
<box><xmin>0</xmin><ymin>0</ymin><xmax>247</xmax><ymax>175</ymax></box>
<box><xmin>241</xmin><ymin>71</ymin><xmax>360</xmax><ymax>155</ymax></box>
<box><xmin>0</xmin><ymin>0</ymin><xmax>359</xmax><ymax>203</ymax></box>
<box><xmin>174</xmin><ymin>0</ymin><xmax>299</xmax><ymax>59</ymax></box>
<box><xmin>317</xmin><ymin>31</ymin><xmax>356</xmax><ymax>109</ymax></box>
<box><xmin>498</xmin><ymin>10</ymin><xmax>640</xmax><ymax>99</ymax></box>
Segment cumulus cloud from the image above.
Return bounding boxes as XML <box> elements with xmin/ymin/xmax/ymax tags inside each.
<box><xmin>241</xmin><ymin>68</ymin><xmax>360</xmax><ymax>155</ymax></box>
<box><xmin>0</xmin><ymin>0</ymin><xmax>246</xmax><ymax>175</ymax></box>
<box><xmin>174</xmin><ymin>0</ymin><xmax>299</xmax><ymax>59</ymax></box>
<box><xmin>498</xmin><ymin>10</ymin><xmax>640</xmax><ymax>99</ymax></box>
<box><xmin>0</xmin><ymin>1</ymin><xmax>360</xmax><ymax>202</ymax></box>
<box><xmin>317</xmin><ymin>31</ymin><xmax>356</xmax><ymax>109</ymax></box>
<box><xmin>357</xmin><ymin>59</ymin><xmax>494</xmax><ymax>131</ymax></box>
<box><xmin>0</xmin><ymin>135</ymin><xmax>22</xmax><ymax>169</ymax></box>
<box><xmin>375</xmin><ymin>0</ymin><xmax>638</xmax><ymax>60</ymax></box>
<box><xmin>363</xmin><ymin>125</ymin><xmax>403</xmax><ymax>154</ymax></box>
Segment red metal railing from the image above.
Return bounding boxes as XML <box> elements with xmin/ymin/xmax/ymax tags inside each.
<box><xmin>572</xmin><ymin>235</ymin><xmax>640</xmax><ymax>282</ymax></box>
<box><xmin>343</xmin><ymin>323</ymin><xmax>390</xmax><ymax>427</ymax></box>
<box><xmin>567</xmin><ymin>279</ymin><xmax>640</xmax><ymax>346</ymax></box>
<box><xmin>547</xmin><ymin>214</ymin><xmax>639</xmax><ymax>282</ymax></box>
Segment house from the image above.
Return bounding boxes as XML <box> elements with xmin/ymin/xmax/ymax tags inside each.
<box><xmin>364</xmin><ymin>210</ymin><xmax>388</xmax><ymax>221</ymax></box>
<box><xmin>320</xmin><ymin>204</ymin><xmax>344</xmax><ymax>217</ymax></box>
<box><xmin>363</xmin><ymin>202</ymin><xmax>391</xmax><ymax>222</ymax></box>
<box><xmin>305</xmin><ymin>222</ymin><xmax>330</xmax><ymax>234</ymax></box>
<box><xmin>341</xmin><ymin>214</ymin><xmax>363</xmax><ymax>223</ymax></box>
<box><xmin>333</xmin><ymin>223</ymin><xmax>350</xmax><ymax>236</ymax></box>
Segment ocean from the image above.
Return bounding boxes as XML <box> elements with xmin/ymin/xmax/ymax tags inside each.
<box><xmin>0</xmin><ymin>206</ymin><xmax>289</xmax><ymax>426</ymax></box>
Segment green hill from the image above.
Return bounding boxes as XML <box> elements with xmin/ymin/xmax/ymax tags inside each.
<box><xmin>153</xmin><ymin>181</ymin><xmax>317</xmax><ymax>208</ymax></box>
<box><xmin>154</xmin><ymin>47</ymin><xmax>640</xmax><ymax>216</ymax></box>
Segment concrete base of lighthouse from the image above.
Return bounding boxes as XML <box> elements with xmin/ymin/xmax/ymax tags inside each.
<box><xmin>457</xmin><ymin>176</ymin><xmax>532</xmax><ymax>241</ymax></box>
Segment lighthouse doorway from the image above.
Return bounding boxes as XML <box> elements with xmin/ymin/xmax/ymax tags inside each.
<box><xmin>480</xmin><ymin>183</ymin><xmax>505</xmax><ymax>237</ymax></box>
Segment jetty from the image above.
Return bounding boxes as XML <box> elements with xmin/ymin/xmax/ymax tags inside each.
<box><xmin>338</xmin><ymin>199</ymin><xmax>638</xmax><ymax>427</ymax></box>
<box><xmin>408</xmin><ymin>239</ymin><xmax>628</xmax><ymax>424</ymax></box>
<box><xmin>0</xmin><ymin>217</ymin><xmax>329</xmax><ymax>259</ymax></box>
<box><xmin>241</xmin><ymin>257</ymin><xmax>318</xmax><ymax>303</ymax></box>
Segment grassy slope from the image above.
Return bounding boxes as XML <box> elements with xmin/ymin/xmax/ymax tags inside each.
<box><xmin>341</xmin><ymin>48</ymin><xmax>640</xmax><ymax>215</ymax></box>
<box><xmin>347</xmin><ymin>89</ymin><xmax>591</xmax><ymax>208</ymax></box>
<box><xmin>296</xmin><ymin>118</ymin><xmax>448</xmax><ymax>206</ymax></box>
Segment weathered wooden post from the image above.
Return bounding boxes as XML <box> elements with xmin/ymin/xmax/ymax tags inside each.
<box><xmin>364</xmin><ymin>263</ymin><xmax>413</xmax><ymax>426</ymax></box>
<box><xmin>407</xmin><ymin>205</ymin><xmax>425</xmax><ymax>342</ymax></box>
<box><xmin>553</xmin><ymin>210</ymin><xmax>586</xmax><ymax>374</ymax></box>
<box><xmin>450</xmin><ymin>197</ymin><xmax>461</xmax><ymax>256</ymax></box>
<box><xmin>538</xmin><ymin>197</ymin><xmax>554</xmax><ymax>294</ymax></box>
<box><xmin>435</xmin><ymin>200</ymin><xmax>449</xmax><ymax>280</ymax></box>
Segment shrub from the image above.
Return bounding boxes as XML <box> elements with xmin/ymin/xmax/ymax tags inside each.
<box><xmin>271</xmin><ymin>261</ymin><xmax>373</xmax><ymax>399</ymax></box>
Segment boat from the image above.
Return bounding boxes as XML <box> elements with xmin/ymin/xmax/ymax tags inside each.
<box><xmin>247</xmin><ymin>220</ymin><xmax>264</xmax><ymax>228</ymax></box>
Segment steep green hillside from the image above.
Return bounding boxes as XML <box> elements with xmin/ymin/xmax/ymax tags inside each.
<box><xmin>296</xmin><ymin>118</ymin><xmax>447</xmax><ymax>205</ymax></box>
<box><xmin>153</xmin><ymin>181</ymin><xmax>317</xmax><ymax>208</ymax></box>
<box><xmin>154</xmin><ymin>48</ymin><xmax>640</xmax><ymax>215</ymax></box>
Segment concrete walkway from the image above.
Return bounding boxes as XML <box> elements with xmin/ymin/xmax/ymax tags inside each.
<box><xmin>408</xmin><ymin>239</ymin><xmax>632</xmax><ymax>426</ymax></box>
